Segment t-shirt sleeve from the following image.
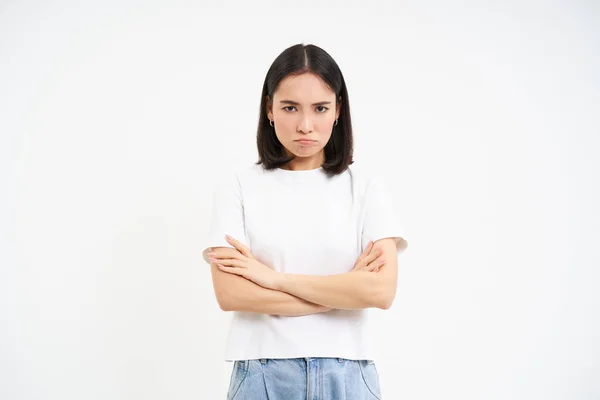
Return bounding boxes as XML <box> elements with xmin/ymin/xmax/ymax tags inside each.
<box><xmin>202</xmin><ymin>171</ymin><xmax>248</xmax><ymax>264</ymax></box>
<box><xmin>361</xmin><ymin>174</ymin><xmax>408</xmax><ymax>255</ymax></box>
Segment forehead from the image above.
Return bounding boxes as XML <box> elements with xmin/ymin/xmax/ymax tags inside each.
<box><xmin>273</xmin><ymin>72</ymin><xmax>335</xmax><ymax>102</ymax></box>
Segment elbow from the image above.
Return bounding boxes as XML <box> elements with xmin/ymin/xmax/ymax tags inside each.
<box><xmin>212</xmin><ymin>271</ymin><xmax>243</xmax><ymax>312</ymax></box>
<box><xmin>361</xmin><ymin>291</ymin><xmax>394</xmax><ymax>310</ymax></box>
<box><xmin>214</xmin><ymin>288</ymin><xmax>238</xmax><ymax>312</ymax></box>
<box><xmin>217</xmin><ymin>296</ymin><xmax>245</xmax><ymax>312</ymax></box>
<box><xmin>358</xmin><ymin>280</ymin><xmax>394</xmax><ymax>310</ymax></box>
<box><xmin>217</xmin><ymin>297</ymin><xmax>233</xmax><ymax>311</ymax></box>
<box><xmin>376</xmin><ymin>294</ymin><xmax>395</xmax><ymax>310</ymax></box>
<box><xmin>367</xmin><ymin>270</ymin><xmax>397</xmax><ymax>310</ymax></box>
<box><xmin>370</xmin><ymin>285</ymin><xmax>396</xmax><ymax>310</ymax></box>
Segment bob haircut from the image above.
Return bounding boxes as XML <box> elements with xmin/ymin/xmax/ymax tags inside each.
<box><xmin>256</xmin><ymin>44</ymin><xmax>354</xmax><ymax>176</ymax></box>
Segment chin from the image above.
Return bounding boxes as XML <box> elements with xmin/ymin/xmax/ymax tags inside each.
<box><xmin>291</xmin><ymin>149</ymin><xmax>322</xmax><ymax>158</ymax></box>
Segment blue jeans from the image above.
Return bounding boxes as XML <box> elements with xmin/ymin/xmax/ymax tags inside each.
<box><xmin>226</xmin><ymin>357</ymin><xmax>382</xmax><ymax>400</ymax></box>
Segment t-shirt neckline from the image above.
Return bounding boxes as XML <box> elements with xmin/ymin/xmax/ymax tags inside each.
<box><xmin>272</xmin><ymin>166</ymin><xmax>326</xmax><ymax>182</ymax></box>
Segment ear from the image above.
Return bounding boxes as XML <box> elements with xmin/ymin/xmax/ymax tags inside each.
<box><xmin>336</xmin><ymin>96</ymin><xmax>342</xmax><ymax>119</ymax></box>
<box><xmin>266</xmin><ymin>95</ymin><xmax>273</xmax><ymax>120</ymax></box>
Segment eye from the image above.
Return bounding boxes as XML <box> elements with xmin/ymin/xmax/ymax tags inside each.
<box><xmin>316</xmin><ymin>106</ymin><xmax>329</xmax><ymax>113</ymax></box>
<box><xmin>283</xmin><ymin>106</ymin><xmax>297</xmax><ymax>112</ymax></box>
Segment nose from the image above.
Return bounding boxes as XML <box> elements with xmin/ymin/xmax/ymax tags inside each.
<box><xmin>297</xmin><ymin>113</ymin><xmax>314</xmax><ymax>134</ymax></box>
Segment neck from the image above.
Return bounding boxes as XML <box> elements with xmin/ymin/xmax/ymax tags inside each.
<box><xmin>282</xmin><ymin>152</ymin><xmax>324</xmax><ymax>171</ymax></box>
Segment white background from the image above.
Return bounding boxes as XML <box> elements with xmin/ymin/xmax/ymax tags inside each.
<box><xmin>1</xmin><ymin>1</ymin><xmax>599</xmax><ymax>399</ymax></box>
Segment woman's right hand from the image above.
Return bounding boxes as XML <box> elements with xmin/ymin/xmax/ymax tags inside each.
<box><xmin>352</xmin><ymin>241</ymin><xmax>385</xmax><ymax>272</ymax></box>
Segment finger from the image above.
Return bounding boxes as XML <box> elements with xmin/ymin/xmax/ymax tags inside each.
<box><xmin>356</xmin><ymin>241</ymin><xmax>374</xmax><ymax>264</ymax></box>
<box><xmin>364</xmin><ymin>248</ymin><xmax>382</xmax><ymax>265</ymax></box>
<box><xmin>368</xmin><ymin>258</ymin><xmax>385</xmax><ymax>270</ymax></box>
<box><xmin>363</xmin><ymin>263</ymin><xmax>378</xmax><ymax>272</ymax></box>
<box><xmin>362</xmin><ymin>241</ymin><xmax>374</xmax><ymax>257</ymax></box>
<box><xmin>207</xmin><ymin>251</ymin><xmax>244</xmax><ymax>261</ymax></box>
<box><xmin>225</xmin><ymin>235</ymin><xmax>253</xmax><ymax>258</ymax></box>
<box><xmin>367</xmin><ymin>257</ymin><xmax>385</xmax><ymax>271</ymax></box>
<box><xmin>217</xmin><ymin>264</ymin><xmax>244</xmax><ymax>275</ymax></box>
<box><xmin>210</xmin><ymin>258</ymin><xmax>245</xmax><ymax>268</ymax></box>
<box><xmin>357</xmin><ymin>258</ymin><xmax>379</xmax><ymax>271</ymax></box>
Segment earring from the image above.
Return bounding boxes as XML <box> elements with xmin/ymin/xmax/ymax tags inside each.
<box><xmin>269</xmin><ymin>120</ymin><xmax>274</xmax><ymax>127</ymax></box>
<box><xmin>334</xmin><ymin>119</ymin><xmax>338</xmax><ymax>126</ymax></box>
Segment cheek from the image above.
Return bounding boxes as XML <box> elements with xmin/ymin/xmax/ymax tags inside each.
<box><xmin>315</xmin><ymin>113</ymin><xmax>336</xmax><ymax>126</ymax></box>
<box><xmin>316</xmin><ymin>119</ymin><xmax>335</xmax><ymax>130</ymax></box>
<box><xmin>316</xmin><ymin>120</ymin><xmax>335</xmax><ymax>138</ymax></box>
<box><xmin>274</xmin><ymin>120</ymin><xmax>295</xmax><ymax>139</ymax></box>
<box><xmin>273</xmin><ymin>114</ymin><xmax>335</xmax><ymax>139</ymax></box>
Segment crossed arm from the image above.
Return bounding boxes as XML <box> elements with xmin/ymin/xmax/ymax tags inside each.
<box><xmin>207</xmin><ymin>237</ymin><xmax>400</xmax><ymax>316</ymax></box>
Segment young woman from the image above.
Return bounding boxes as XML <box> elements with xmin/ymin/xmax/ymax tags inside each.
<box><xmin>203</xmin><ymin>43</ymin><xmax>407</xmax><ymax>400</ymax></box>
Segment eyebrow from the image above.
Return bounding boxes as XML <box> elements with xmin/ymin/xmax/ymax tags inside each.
<box><xmin>279</xmin><ymin>100</ymin><xmax>332</xmax><ymax>106</ymax></box>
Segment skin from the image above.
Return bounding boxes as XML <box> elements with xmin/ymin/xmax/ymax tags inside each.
<box><xmin>266</xmin><ymin>72</ymin><xmax>341</xmax><ymax>171</ymax></box>
<box><xmin>208</xmin><ymin>72</ymin><xmax>399</xmax><ymax>314</ymax></box>
<box><xmin>208</xmin><ymin>236</ymin><xmax>398</xmax><ymax>310</ymax></box>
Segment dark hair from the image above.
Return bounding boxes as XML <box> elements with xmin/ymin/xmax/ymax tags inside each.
<box><xmin>256</xmin><ymin>44</ymin><xmax>354</xmax><ymax>175</ymax></box>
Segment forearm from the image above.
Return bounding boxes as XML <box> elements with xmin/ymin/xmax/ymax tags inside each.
<box><xmin>210</xmin><ymin>264</ymin><xmax>331</xmax><ymax>317</ymax></box>
<box><xmin>277</xmin><ymin>271</ymin><xmax>393</xmax><ymax>310</ymax></box>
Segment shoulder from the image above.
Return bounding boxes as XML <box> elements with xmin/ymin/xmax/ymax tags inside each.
<box><xmin>232</xmin><ymin>163</ymin><xmax>271</xmax><ymax>186</ymax></box>
<box><xmin>346</xmin><ymin>162</ymin><xmax>383</xmax><ymax>190</ymax></box>
<box><xmin>346</xmin><ymin>163</ymin><xmax>400</xmax><ymax>207</ymax></box>
<box><xmin>212</xmin><ymin>163</ymin><xmax>271</xmax><ymax>196</ymax></box>
<box><xmin>215</xmin><ymin>163</ymin><xmax>266</xmax><ymax>183</ymax></box>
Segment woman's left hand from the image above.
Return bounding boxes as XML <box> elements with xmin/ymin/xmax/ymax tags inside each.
<box><xmin>207</xmin><ymin>235</ymin><xmax>282</xmax><ymax>290</ymax></box>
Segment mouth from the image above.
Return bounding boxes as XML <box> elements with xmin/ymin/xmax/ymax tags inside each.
<box><xmin>294</xmin><ymin>139</ymin><xmax>317</xmax><ymax>144</ymax></box>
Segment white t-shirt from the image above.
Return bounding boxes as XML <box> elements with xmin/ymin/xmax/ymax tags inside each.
<box><xmin>203</xmin><ymin>163</ymin><xmax>407</xmax><ymax>361</ymax></box>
